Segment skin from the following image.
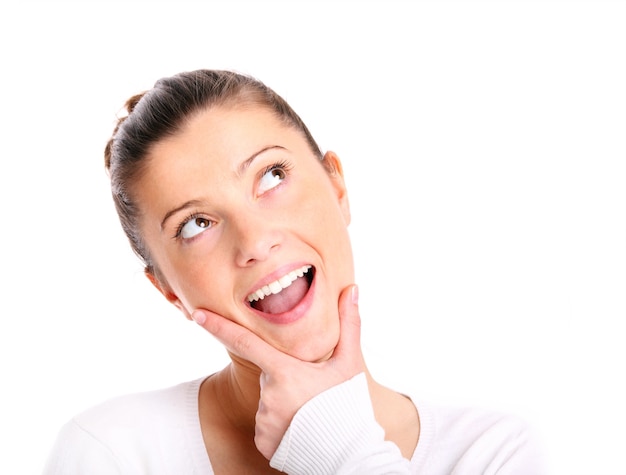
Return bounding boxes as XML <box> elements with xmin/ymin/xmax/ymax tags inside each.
<box><xmin>133</xmin><ymin>104</ymin><xmax>420</xmax><ymax>472</ymax></box>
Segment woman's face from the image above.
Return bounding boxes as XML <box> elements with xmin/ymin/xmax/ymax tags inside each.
<box><xmin>134</xmin><ymin>104</ymin><xmax>354</xmax><ymax>362</ymax></box>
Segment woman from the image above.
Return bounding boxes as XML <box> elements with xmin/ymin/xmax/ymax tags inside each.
<box><xmin>43</xmin><ymin>69</ymin><xmax>545</xmax><ymax>474</ymax></box>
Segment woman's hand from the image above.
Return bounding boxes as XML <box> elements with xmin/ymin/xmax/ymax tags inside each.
<box><xmin>191</xmin><ymin>284</ymin><xmax>365</xmax><ymax>460</ymax></box>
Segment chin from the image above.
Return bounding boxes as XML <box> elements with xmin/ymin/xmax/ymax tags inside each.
<box><xmin>284</xmin><ymin>327</ymin><xmax>340</xmax><ymax>363</ymax></box>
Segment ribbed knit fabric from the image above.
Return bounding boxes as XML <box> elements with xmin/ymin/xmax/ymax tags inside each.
<box><xmin>270</xmin><ymin>373</ymin><xmax>411</xmax><ymax>474</ymax></box>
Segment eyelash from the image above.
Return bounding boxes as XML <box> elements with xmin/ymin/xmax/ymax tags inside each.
<box><xmin>173</xmin><ymin>212</ymin><xmax>210</xmax><ymax>240</ymax></box>
<box><xmin>172</xmin><ymin>160</ymin><xmax>293</xmax><ymax>240</ymax></box>
<box><xmin>260</xmin><ymin>160</ymin><xmax>293</xmax><ymax>182</ymax></box>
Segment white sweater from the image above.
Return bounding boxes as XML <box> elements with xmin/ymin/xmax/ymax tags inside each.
<box><xmin>42</xmin><ymin>373</ymin><xmax>546</xmax><ymax>474</ymax></box>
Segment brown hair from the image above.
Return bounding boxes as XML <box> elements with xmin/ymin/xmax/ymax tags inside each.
<box><xmin>104</xmin><ymin>69</ymin><xmax>323</xmax><ymax>275</ymax></box>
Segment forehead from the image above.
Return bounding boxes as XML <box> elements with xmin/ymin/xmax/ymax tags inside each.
<box><xmin>133</xmin><ymin>104</ymin><xmax>319</xmax><ymax>217</ymax></box>
<box><xmin>147</xmin><ymin>104</ymin><xmax>303</xmax><ymax>171</ymax></box>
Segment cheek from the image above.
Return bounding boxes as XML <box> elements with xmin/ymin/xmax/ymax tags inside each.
<box><xmin>154</xmin><ymin>251</ymin><xmax>232</xmax><ymax>314</ymax></box>
<box><xmin>323</xmin><ymin>218</ymin><xmax>355</xmax><ymax>281</ymax></box>
<box><xmin>181</xmin><ymin>271</ymin><xmax>231</xmax><ymax>312</ymax></box>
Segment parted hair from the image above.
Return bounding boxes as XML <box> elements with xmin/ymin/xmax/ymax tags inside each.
<box><xmin>104</xmin><ymin>69</ymin><xmax>323</xmax><ymax>275</ymax></box>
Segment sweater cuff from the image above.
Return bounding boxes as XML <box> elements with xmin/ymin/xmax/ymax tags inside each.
<box><xmin>270</xmin><ymin>372</ymin><xmax>384</xmax><ymax>474</ymax></box>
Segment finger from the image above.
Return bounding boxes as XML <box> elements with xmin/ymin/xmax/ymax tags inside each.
<box><xmin>331</xmin><ymin>284</ymin><xmax>364</xmax><ymax>363</ymax></box>
<box><xmin>192</xmin><ymin>309</ymin><xmax>292</xmax><ymax>373</ymax></box>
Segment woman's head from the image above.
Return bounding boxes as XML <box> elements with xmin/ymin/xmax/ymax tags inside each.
<box><xmin>105</xmin><ymin>69</ymin><xmax>354</xmax><ymax>361</ymax></box>
<box><xmin>105</xmin><ymin>70</ymin><xmax>322</xmax><ymax>275</ymax></box>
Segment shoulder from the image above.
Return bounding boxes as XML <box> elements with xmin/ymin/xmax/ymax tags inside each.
<box><xmin>43</xmin><ymin>377</ymin><xmax>210</xmax><ymax>475</ymax></box>
<box><xmin>71</xmin><ymin>377</ymin><xmax>204</xmax><ymax>435</ymax></box>
<box><xmin>412</xmin><ymin>400</ymin><xmax>547</xmax><ymax>474</ymax></box>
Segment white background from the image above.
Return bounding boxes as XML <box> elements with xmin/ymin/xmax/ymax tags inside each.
<box><xmin>1</xmin><ymin>1</ymin><xmax>624</xmax><ymax>474</ymax></box>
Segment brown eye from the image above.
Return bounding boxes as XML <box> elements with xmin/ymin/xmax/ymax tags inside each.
<box><xmin>196</xmin><ymin>218</ymin><xmax>210</xmax><ymax>228</ymax></box>
<box><xmin>271</xmin><ymin>168</ymin><xmax>286</xmax><ymax>180</ymax></box>
<box><xmin>258</xmin><ymin>164</ymin><xmax>287</xmax><ymax>194</ymax></box>
<box><xmin>180</xmin><ymin>216</ymin><xmax>213</xmax><ymax>239</ymax></box>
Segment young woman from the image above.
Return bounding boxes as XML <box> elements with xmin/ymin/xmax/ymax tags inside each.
<box><xmin>43</xmin><ymin>69</ymin><xmax>545</xmax><ymax>474</ymax></box>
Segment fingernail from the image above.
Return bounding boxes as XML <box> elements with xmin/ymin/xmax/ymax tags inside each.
<box><xmin>351</xmin><ymin>284</ymin><xmax>359</xmax><ymax>305</ymax></box>
<box><xmin>191</xmin><ymin>310</ymin><xmax>206</xmax><ymax>325</ymax></box>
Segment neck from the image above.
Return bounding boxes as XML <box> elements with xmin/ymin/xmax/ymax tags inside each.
<box><xmin>199</xmin><ymin>353</ymin><xmax>419</xmax><ymax>460</ymax></box>
<box><xmin>202</xmin><ymin>349</ymin><xmax>403</xmax><ymax>428</ymax></box>
<box><xmin>205</xmin><ymin>353</ymin><xmax>264</xmax><ymax>430</ymax></box>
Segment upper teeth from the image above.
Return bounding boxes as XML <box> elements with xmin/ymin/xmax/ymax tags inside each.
<box><xmin>247</xmin><ymin>265</ymin><xmax>312</xmax><ymax>303</ymax></box>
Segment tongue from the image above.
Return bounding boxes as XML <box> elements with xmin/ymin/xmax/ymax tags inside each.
<box><xmin>255</xmin><ymin>276</ymin><xmax>309</xmax><ymax>314</ymax></box>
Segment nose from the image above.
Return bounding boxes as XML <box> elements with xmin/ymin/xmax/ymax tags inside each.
<box><xmin>233</xmin><ymin>212</ymin><xmax>283</xmax><ymax>267</ymax></box>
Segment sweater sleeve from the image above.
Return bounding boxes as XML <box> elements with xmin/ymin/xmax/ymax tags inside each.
<box><xmin>270</xmin><ymin>372</ymin><xmax>411</xmax><ymax>475</ymax></box>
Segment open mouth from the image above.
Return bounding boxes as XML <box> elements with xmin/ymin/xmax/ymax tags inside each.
<box><xmin>247</xmin><ymin>265</ymin><xmax>315</xmax><ymax>315</ymax></box>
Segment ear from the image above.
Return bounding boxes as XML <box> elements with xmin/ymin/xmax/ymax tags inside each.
<box><xmin>322</xmin><ymin>151</ymin><xmax>351</xmax><ymax>225</ymax></box>
<box><xmin>144</xmin><ymin>268</ymin><xmax>193</xmax><ymax>320</ymax></box>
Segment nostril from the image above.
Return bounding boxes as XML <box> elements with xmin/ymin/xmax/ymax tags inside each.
<box><xmin>233</xmin><ymin>218</ymin><xmax>283</xmax><ymax>267</ymax></box>
<box><xmin>236</xmin><ymin>240</ymin><xmax>281</xmax><ymax>267</ymax></box>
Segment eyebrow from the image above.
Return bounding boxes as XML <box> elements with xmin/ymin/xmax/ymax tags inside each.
<box><xmin>237</xmin><ymin>145</ymin><xmax>286</xmax><ymax>176</ymax></box>
<box><xmin>160</xmin><ymin>145</ymin><xmax>287</xmax><ymax>230</ymax></box>
<box><xmin>160</xmin><ymin>199</ymin><xmax>204</xmax><ymax>230</ymax></box>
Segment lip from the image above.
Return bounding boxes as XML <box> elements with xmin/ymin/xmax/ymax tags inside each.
<box><xmin>245</xmin><ymin>263</ymin><xmax>316</xmax><ymax>324</ymax></box>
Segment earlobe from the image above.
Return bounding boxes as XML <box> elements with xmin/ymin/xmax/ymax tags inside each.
<box><xmin>323</xmin><ymin>151</ymin><xmax>351</xmax><ymax>225</ymax></box>
<box><xmin>144</xmin><ymin>268</ymin><xmax>193</xmax><ymax>320</ymax></box>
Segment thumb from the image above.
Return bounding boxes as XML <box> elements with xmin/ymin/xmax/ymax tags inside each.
<box><xmin>331</xmin><ymin>284</ymin><xmax>364</xmax><ymax>366</ymax></box>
